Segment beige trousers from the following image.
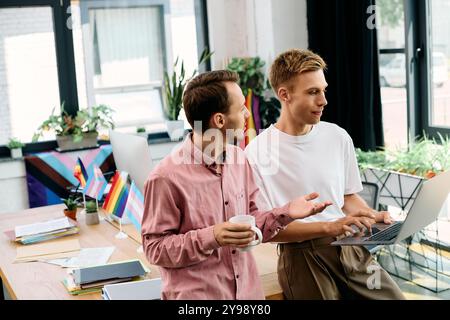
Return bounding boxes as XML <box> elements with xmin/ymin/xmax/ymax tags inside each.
<box><xmin>277</xmin><ymin>237</ymin><xmax>406</xmax><ymax>300</ymax></box>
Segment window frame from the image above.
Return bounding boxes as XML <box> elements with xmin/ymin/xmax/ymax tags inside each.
<box><xmin>417</xmin><ymin>0</ymin><xmax>450</xmax><ymax>139</ymax></box>
<box><xmin>79</xmin><ymin>0</ymin><xmax>171</xmax><ymax>128</ymax></box>
<box><xmin>405</xmin><ymin>0</ymin><xmax>450</xmax><ymax>141</ymax></box>
<box><xmin>0</xmin><ymin>0</ymin><xmax>210</xmax><ymax>157</ymax></box>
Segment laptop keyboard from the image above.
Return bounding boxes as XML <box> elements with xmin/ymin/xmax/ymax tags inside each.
<box><xmin>366</xmin><ymin>222</ymin><xmax>403</xmax><ymax>241</ymax></box>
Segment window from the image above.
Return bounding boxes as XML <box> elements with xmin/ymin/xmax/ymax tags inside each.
<box><xmin>0</xmin><ymin>6</ymin><xmax>61</xmax><ymax>145</ymax></box>
<box><xmin>377</xmin><ymin>0</ymin><xmax>408</xmax><ymax>149</ymax></box>
<box><xmin>377</xmin><ymin>0</ymin><xmax>450</xmax><ymax>147</ymax></box>
<box><xmin>429</xmin><ymin>0</ymin><xmax>450</xmax><ymax>130</ymax></box>
<box><xmin>72</xmin><ymin>0</ymin><xmax>202</xmax><ymax>135</ymax></box>
<box><xmin>0</xmin><ymin>0</ymin><xmax>208</xmax><ymax>154</ymax></box>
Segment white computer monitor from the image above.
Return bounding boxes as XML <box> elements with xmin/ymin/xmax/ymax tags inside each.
<box><xmin>109</xmin><ymin>130</ymin><xmax>153</xmax><ymax>193</ymax></box>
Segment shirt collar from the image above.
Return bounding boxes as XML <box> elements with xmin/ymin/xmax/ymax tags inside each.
<box><xmin>182</xmin><ymin>133</ymin><xmax>227</xmax><ymax>169</ymax></box>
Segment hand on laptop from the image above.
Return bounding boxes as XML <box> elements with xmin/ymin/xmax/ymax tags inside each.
<box><xmin>325</xmin><ymin>211</ymin><xmax>376</xmax><ymax>237</ymax></box>
<box><xmin>374</xmin><ymin>211</ymin><xmax>394</xmax><ymax>224</ymax></box>
<box><xmin>356</xmin><ymin>209</ymin><xmax>394</xmax><ymax>225</ymax></box>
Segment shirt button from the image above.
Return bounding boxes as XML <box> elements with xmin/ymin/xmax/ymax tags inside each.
<box><xmin>225</xmin><ymin>201</ymin><xmax>229</xmax><ymax>205</ymax></box>
<box><xmin>232</xmin><ymin>250</ymin><xmax>236</xmax><ymax>254</ymax></box>
<box><xmin>236</xmin><ymin>275</ymin><xmax>239</xmax><ymax>279</ymax></box>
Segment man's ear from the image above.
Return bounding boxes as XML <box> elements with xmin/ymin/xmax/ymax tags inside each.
<box><xmin>278</xmin><ymin>87</ymin><xmax>289</xmax><ymax>103</ymax></box>
<box><xmin>210</xmin><ymin>113</ymin><xmax>225</xmax><ymax>129</ymax></box>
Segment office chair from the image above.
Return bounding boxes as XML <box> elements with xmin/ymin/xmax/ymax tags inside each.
<box><xmin>359</xmin><ymin>182</ymin><xmax>383</xmax><ymax>254</ymax></box>
<box><xmin>359</xmin><ymin>182</ymin><xmax>380</xmax><ymax>210</ymax></box>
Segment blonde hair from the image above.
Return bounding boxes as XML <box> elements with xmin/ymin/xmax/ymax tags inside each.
<box><xmin>269</xmin><ymin>49</ymin><xmax>327</xmax><ymax>92</ymax></box>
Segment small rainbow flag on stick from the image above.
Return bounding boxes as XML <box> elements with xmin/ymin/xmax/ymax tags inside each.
<box><xmin>73</xmin><ymin>157</ymin><xmax>89</xmax><ymax>187</ymax></box>
<box><xmin>102</xmin><ymin>171</ymin><xmax>129</xmax><ymax>218</ymax></box>
<box><xmin>124</xmin><ymin>181</ymin><xmax>144</xmax><ymax>232</ymax></box>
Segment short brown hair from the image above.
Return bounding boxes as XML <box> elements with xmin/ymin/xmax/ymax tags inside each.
<box><xmin>183</xmin><ymin>70</ymin><xmax>239</xmax><ymax>132</ymax></box>
<box><xmin>269</xmin><ymin>49</ymin><xmax>327</xmax><ymax>92</ymax></box>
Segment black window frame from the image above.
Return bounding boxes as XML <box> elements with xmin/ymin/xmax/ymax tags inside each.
<box><xmin>405</xmin><ymin>0</ymin><xmax>450</xmax><ymax>141</ymax></box>
<box><xmin>0</xmin><ymin>0</ymin><xmax>210</xmax><ymax>157</ymax></box>
<box><xmin>417</xmin><ymin>0</ymin><xmax>450</xmax><ymax>139</ymax></box>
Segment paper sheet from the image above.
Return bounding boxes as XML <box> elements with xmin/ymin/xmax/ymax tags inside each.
<box><xmin>15</xmin><ymin>250</ymin><xmax>80</xmax><ymax>263</ymax></box>
<box><xmin>44</xmin><ymin>246</ymin><xmax>115</xmax><ymax>268</ymax></box>
<box><xmin>15</xmin><ymin>238</ymin><xmax>80</xmax><ymax>262</ymax></box>
<box><xmin>15</xmin><ymin>217</ymin><xmax>74</xmax><ymax>237</ymax></box>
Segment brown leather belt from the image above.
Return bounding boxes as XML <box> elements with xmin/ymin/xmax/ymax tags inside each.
<box><xmin>278</xmin><ymin>237</ymin><xmax>337</xmax><ymax>251</ymax></box>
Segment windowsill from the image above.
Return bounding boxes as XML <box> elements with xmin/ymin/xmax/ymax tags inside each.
<box><xmin>0</xmin><ymin>157</ymin><xmax>23</xmax><ymax>163</ymax></box>
<box><xmin>0</xmin><ymin>130</ymin><xmax>188</xmax><ymax>161</ymax></box>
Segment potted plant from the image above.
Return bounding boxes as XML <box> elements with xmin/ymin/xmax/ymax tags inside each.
<box><xmin>136</xmin><ymin>127</ymin><xmax>147</xmax><ymax>138</ymax></box>
<box><xmin>164</xmin><ymin>48</ymin><xmax>213</xmax><ymax>141</ymax></box>
<box><xmin>7</xmin><ymin>137</ymin><xmax>25</xmax><ymax>159</ymax></box>
<box><xmin>356</xmin><ymin>134</ymin><xmax>450</xmax><ymax>211</ymax></box>
<box><xmin>62</xmin><ymin>196</ymin><xmax>79</xmax><ymax>221</ymax></box>
<box><xmin>227</xmin><ymin>57</ymin><xmax>281</xmax><ymax>129</ymax></box>
<box><xmin>32</xmin><ymin>103</ymin><xmax>115</xmax><ymax>151</ymax></box>
<box><xmin>85</xmin><ymin>200</ymin><xmax>100</xmax><ymax>225</ymax></box>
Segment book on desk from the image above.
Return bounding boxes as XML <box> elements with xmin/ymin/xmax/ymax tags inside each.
<box><xmin>102</xmin><ymin>278</ymin><xmax>162</xmax><ymax>300</ymax></box>
<box><xmin>64</xmin><ymin>259</ymin><xmax>148</xmax><ymax>295</ymax></box>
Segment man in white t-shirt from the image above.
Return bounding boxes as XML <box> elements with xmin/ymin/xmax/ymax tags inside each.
<box><xmin>245</xmin><ymin>49</ymin><xmax>405</xmax><ymax>300</ymax></box>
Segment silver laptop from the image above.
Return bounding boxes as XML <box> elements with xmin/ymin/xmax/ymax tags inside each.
<box><xmin>109</xmin><ymin>130</ymin><xmax>153</xmax><ymax>193</ymax></box>
<box><xmin>332</xmin><ymin>170</ymin><xmax>450</xmax><ymax>246</ymax></box>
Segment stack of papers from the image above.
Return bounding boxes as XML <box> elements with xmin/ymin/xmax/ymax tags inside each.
<box><xmin>11</xmin><ymin>217</ymin><xmax>79</xmax><ymax>245</ymax></box>
<box><xmin>63</xmin><ymin>259</ymin><xmax>148</xmax><ymax>295</ymax></box>
<box><xmin>102</xmin><ymin>278</ymin><xmax>162</xmax><ymax>300</ymax></box>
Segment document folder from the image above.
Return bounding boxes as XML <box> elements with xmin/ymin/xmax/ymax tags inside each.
<box><xmin>73</xmin><ymin>259</ymin><xmax>146</xmax><ymax>285</ymax></box>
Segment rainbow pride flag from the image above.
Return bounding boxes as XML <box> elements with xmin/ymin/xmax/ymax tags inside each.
<box><xmin>124</xmin><ymin>181</ymin><xmax>144</xmax><ymax>232</ymax></box>
<box><xmin>239</xmin><ymin>89</ymin><xmax>261</xmax><ymax>149</ymax></box>
<box><xmin>102</xmin><ymin>171</ymin><xmax>129</xmax><ymax>218</ymax></box>
<box><xmin>73</xmin><ymin>157</ymin><xmax>88</xmax><ymax>187</ymax></box>
<box><xmin>83</xmin><ymin>165</ymin><xmax>107</xmax><ymax>201</ymax></box>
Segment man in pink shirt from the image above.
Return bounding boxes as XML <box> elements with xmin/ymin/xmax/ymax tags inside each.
<box><xmin>141</xmin><ymin>70</ymin><xmax>332</xmax><ymax>300</ymax></box>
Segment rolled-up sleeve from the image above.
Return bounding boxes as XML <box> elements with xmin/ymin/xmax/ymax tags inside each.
<box><xmin>141</xmin><ymin>175</ymin><xmax>220</xmax><ymax>268</ymax></box>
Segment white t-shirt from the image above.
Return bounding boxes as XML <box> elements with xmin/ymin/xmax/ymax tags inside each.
<box><xmin>245</xmin><ymin>121</ymin><xmax>363</xmax><ymax>223</ymax></box>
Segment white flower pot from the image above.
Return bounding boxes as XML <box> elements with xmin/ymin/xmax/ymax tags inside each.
<box><xmin>166</xmin><ymin>120</ymin><xmax>185</xmax><ymax>141</ymax></box>
<box><xmin>85</xmin><ymin>211</ymin><xmax>100</xmax><ymax>225</ymax></box>
<box><xmin>10</xmin><ymin>148</ymin><xmax>22</xmax><ymax>159</ymax></box>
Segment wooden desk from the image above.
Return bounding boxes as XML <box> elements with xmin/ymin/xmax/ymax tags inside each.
<box><xmin>0</xmin><ymin>205</ymin><xmax>283</xmax><ymax>300</ymax></box>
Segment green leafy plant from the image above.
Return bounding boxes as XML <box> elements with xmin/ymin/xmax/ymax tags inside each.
<box><xmin>32</xmin><ymin>103</ymin><xmax>115</xmax><ymax>143</ymax></box>
<box><xmin>356</xmin><ymin>148</ymin><xmax>390</xmax><ymax>171</ymax></box>
<box><xmin>227</xmin><ymin>57</ymin><xmax>266</xmax><ymax>96</ymax></box>
<box><xmin>62</xmin><ymin>196</ymin><xmax>80</xmax><ymax>211</ymax></box>
<box><xmin>226</xmin><ymin>57</ymin><xmax>281</xmax><ymax>129</ymax></box>
<box><xmin>85</xmin><ymin>200</ymin><xmax>98</xmax><ymax>213</ymax></box>
<box><xmin>356</xmin><ymin>134</ymin><xmax>450</xmax><ymax>179</ymax></box>
<box><xmin>164</xmin><ymin>48</ymin><xmax>214</xmax><ymax>121</ymax></box>
<box><xmin>7</xmin><ymin>137</ymin><xmax>25</xmax><ymax>149</ymax></box>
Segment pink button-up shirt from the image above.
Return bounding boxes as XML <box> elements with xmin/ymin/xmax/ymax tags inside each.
<box><xmin>141</xmin><ymin>135</ymin><xmax>293</xmax><ymax>300</ymax></box>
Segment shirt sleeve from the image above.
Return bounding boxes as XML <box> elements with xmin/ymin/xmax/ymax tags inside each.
<box><xmin>141</xmin><ymin>174</ymin><xmax>220</xmax><ymax>268</ymax></box>
<box><xmin>344</xmin><ymin>133</ymin><xmax>363</xmax><ymax>195</ymax></box>
<box><xmin>244</xmin><ymin>158</ymin><xmax>293</xmax><ymax>242</ymax></box>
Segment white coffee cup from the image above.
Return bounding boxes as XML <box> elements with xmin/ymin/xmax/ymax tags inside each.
<box><xmin>229</xmin><ymin>215</ymin><xmax>263</xmax><ymax>252</ymax></box>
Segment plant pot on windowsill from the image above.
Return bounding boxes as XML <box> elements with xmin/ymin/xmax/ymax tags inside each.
<box><xmin>10</xmin><ymin>148</ymin><xmax>23</xmax><ymax>159</ymax></box>
<box><xmin>166</xmin><ymin>120</ymin><xmax>185</xmax><ymax>141</ymax></box>
<box><xmin>56</xmin><ymin>131</ymin><xmax>98</xmax><ymax>151</ymax></box>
